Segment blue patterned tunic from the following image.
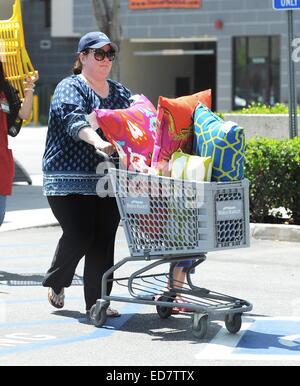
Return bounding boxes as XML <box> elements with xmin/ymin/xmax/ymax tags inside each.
<box><xmin>42</xmin><ymin>75</ymin><xmax>132</xmax><ymax>195</ymax></box>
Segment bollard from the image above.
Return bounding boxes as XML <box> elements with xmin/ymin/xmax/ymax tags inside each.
<box><xmin>33</xmin><ymin>94</ymin><xmax>39</xmax><ymax>126</ymax></box>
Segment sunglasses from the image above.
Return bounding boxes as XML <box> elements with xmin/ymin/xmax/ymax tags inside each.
<box><xmin>90</xmin><ymin>48</ymin><xmax>116</xmax><ymax>62</ymax></box>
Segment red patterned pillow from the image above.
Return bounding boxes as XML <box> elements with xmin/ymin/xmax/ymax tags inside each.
<box><xmin>93</xmin><ymin>94</ymin><xmax>157</xmax><ymax>172</ymax></box>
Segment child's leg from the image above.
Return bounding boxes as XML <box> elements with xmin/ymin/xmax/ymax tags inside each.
<box><xmin>172</xmin><ymin>266</ymin><xmax>186</xmax><ymax>294</ymax></box>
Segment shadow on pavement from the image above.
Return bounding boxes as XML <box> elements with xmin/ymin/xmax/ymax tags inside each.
<box><xmin>0</xmin><ymin>271</ymin><xmax>44</xmax><ymax>285</ymax></box>
<box><xmin>0</xmin><ymin>271</ymin><xmax>83</xmax><ymax>286</ymax></box>
<box><xmin>52</xmin><ymin>309</ymin><xmax>91</xmax><ymax>325</ymax></box>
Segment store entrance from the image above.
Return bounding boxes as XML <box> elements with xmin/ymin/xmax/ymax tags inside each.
<box><xmin>193</xmin><ymin>42</ymin><xmax>217</xmax><ymax>111</ymax></box>
<box><xmin>125</xmin><ymin>40</ymin><xmax>217</xmax><ymax>109</ymax></box>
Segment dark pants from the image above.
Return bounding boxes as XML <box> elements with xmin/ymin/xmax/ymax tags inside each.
<box><xmin>42</xmin><ymin>195</ymin><xmax>120</xmax><ymax>311</ymax></box>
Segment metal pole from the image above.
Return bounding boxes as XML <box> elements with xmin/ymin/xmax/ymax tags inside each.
<box><xmin>287</xmin><ymin>10</ymin><xmax>298</xmax><ymax>138</ymax></box>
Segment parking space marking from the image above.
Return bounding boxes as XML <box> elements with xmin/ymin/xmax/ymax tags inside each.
<box><xmin>0</xmin><ymin>333</ymin><xmax>57</xmax><ymax>347</ymax></box>
<box><xmin>0</xmin><ymin>296</ymin><xmax>82</xmax><ymax>307</ymax></box>
<box><xmin>196</xmin><ymin>317</ymin><xmax>300</xmax><ymax>361</ymax></box>
<box><xmin>0</xmin><ymin>249</ymin><xmax>130</xmax><ymax>261</ymax></box>
<box><xmin>0</xmin><ymin>301</ymin><xmax>144</xmax><ymax>356</ymax></box>
<box><xmin>0</xmin><ymin>242</ymin><xmax>56</xmax><ymax>248</ymax></box>
<box><xmin>0</xmin><ymin>255</ymin><xmax>51</xmax><ymax>261</ymax></box>
<box><xmin>0</xmin><ymin>238</ymin><xmax>127</xmax><ymax>249</ymax></box>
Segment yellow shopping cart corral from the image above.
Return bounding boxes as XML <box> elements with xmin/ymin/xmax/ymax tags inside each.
<box><xmin>0</xmin><ymin>0</ymin><xmax>37</xmax><ymax>125</ymax></box>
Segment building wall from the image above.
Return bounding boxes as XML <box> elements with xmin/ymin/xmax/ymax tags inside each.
<box><xmin>21</xmin><ymin>0</ymin><xmax>79</xmax><ymax>116</ymax></box>
<box><xmin>0</xmin><ymin>0</ymin><xmax>15</xmax><ymax>19</ymax></box>
<box><xmin>18</xmin><ymin>0</ymin><xmax>300</xmax><ymax>113</ymax></box>
<box><xmin>22</xmin><ymin>0</ymin><xmax>79</xmax><ymax>85</ymax></box>
<box><xmin>73</xmin><ymin>0</ymin><xmax>300</xmax><ymax>111</ymax></box>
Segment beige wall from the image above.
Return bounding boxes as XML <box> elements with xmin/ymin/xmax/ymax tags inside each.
<box><xmin>119</xmin><ymin>40</ymin><xmax>195</xmax><ymax>107</ymax></box>
<box><xmin>0</xmin><ymin>0</ymin><xmax>15</xmax><ymax>19</ymax></box>
<box><xmin>51</xmin><ymin>0</ymin><xmax>80</xmax><ymax>38</ymax></box>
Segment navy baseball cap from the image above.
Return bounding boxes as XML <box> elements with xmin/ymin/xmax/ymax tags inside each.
<box><xmin>77</xmin><ymin>31</ymin><xmax>117</xmax><ymax>53</ymax></box>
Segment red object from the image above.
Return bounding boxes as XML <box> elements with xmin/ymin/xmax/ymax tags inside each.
<box><xmin>215</xmin><ymin>20</ymin><xmax>223</xmax><ymax>30</ymax></box>
<box><xmin>94</xmin><ymin>94</ymin><xmax>157</xmax><ymax>173</ymax></box>
<box><xmin>151</xmin><ymin>89</ymin><xmax>212</xmax><ymax>176</ymax></box>
<box><xmin>0</xmin><ymin>92</ymin><xmax>14</xmax><ymax>195</ymax></box>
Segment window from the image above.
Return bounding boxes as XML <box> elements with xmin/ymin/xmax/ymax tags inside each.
<box><xmin>233</xmin><ymin>36</ymin><xmax>280</xmax><ymax>109</ymax></box>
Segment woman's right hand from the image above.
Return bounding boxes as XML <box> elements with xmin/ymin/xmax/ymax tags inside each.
<box><xmin>95</xmin><ymin>140</ymin><xmax>115</xmax><ymax>156</ymax></box>
<box><xmin>78</xmin><ymin>127</ymin><xmax>115</xmax><ymax>155</ymax></box>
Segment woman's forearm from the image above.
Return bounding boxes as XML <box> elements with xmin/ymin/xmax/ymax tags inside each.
<box><xmin>78</xmin><ymin>127</ymin><xmax>115</xmax><ymax>155</ymax></box>
<box><xmin>18</xmin><ymin>90</ymin><xmax>34</xmax><ymax>121</ymax></box>
<box><xmin>78</xmin><ymin>126</ymin><xmax>103</xmax><ymax>147</ymax></box>
<box><xmin>18</xmin><ymin>72</ymin><xmax>39</xmax><ymax>121</ymax></box>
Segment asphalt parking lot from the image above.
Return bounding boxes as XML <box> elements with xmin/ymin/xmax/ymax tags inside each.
<box><xmin>0</xmin><ymin>225</ymin><xmax>300</xmax><ymax>367</ymax></box>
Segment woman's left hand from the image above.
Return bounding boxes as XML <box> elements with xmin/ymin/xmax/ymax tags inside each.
<box><xmin>23</xmin><ymin>71</ymin><xmax>39</xmax><ymax>91</ymax></box>
<box><xmin>18</xmin><ymin>71</ymin><xmax>40</xmax><ymax>120</ymax></box>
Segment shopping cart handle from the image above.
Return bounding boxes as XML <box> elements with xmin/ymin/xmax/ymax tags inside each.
<box><xmin>95</xmin><ymin>149</ymin><xmax>111</xmax><ymax>161</ymax></box>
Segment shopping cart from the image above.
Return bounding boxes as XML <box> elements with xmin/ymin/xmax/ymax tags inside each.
<box><xmin>90</xmin><ymin>152</ymin><xmax>253</xmax><ymax>338</ymax></box>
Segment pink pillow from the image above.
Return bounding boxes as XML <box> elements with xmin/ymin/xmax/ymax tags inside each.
<box><xmin>151</xmin><ymin>89</ymin><xmax>212</xmax><ymax>176</ymax></box>
<box><xmin>93</xmin><ymin>95</ymin><xmax>157</xmax><ymax>172</ymax></box>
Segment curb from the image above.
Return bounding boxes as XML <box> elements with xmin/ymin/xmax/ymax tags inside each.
<box><xmin>0</xmin><ymin>208</ymin><xmax>58</xmax><ymax>233</ymax></box>
<box><xmin>250</xmin><ymin>223</ymin><xmax>300</xmax><ymax>243</ymax></box>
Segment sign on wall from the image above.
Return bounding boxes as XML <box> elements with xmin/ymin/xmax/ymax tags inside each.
<box><xmin>273</xmin><ymin>0</ymin><xmax>300</xmax><ymax>10</ymax></box>
<box><xmin>129</xmin><ymin>0</ymin><xmax>202</xmax><ymax>9</ymax></box>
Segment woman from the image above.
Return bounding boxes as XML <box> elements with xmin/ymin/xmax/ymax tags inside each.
<box><xmin>42</xmin><ymin>31</ymin><xmax>132</xmax><ymax>317</ymax></box>
<box><xmin>0</xmin><ymin>60</ymin><xmax>38</xmax><ymax>226</ymax></box>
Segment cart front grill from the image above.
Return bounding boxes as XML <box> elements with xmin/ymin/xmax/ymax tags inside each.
<box><xmin>215</xmin><ymin>190</ymin><xmax>246</xmax><ymax>248</ymax></box>
<box><xmin>108</xmin><ymin>169</ymin><xmax>250</xmax><ymax>256</ymax></box>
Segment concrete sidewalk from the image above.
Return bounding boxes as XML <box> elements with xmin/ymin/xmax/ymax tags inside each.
<box><xmin>0</xmin><ymin>175</ymin><xmax>58</xmax><ymax>233</ymax></box>
<box><xmin>1</xmin><ymin>175</ymin><xmax>300</xmax><ymax>243</ymax></box>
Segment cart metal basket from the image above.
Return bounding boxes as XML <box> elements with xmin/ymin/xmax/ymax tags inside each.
<box><xmin>90</xmin><ymin>167</ymin><xmax>253</xmax><ymax>338</ymax></box>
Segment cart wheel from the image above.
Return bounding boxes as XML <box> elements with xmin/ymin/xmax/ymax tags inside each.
<box><xmin>156</xmin><ymin>296</ymin><xmax>174</xmax><ymax>319</ymax></box>
<box><xmin>90</xmin><ymin>303</ymin><xmax>107</xmax><ymax>327</ymax></box>
<box><xmin>225</xmin><ymin>313</ymin><xmax>242</xmax><ymax>334</ymax></box>
<box><xmin>192</xmin><ymin>314</ymin><xmax>208</xmax><ymax>339</ymax></box>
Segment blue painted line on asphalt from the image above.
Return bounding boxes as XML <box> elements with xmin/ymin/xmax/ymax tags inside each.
<box><xmin>0</xmin><ymin>255</ymin><xmax>51</xmax><ymax>261</ymax></box>
<box><xmin>0</xmin><ymin>261</ymin><xmax>145</xmax><ymax>273</ymax></box>
<box><xmin>0</xmin><ymin>302</ymin><xmax>144</xmax><ymax>356</ymax></box>
<box><xmin>0</xmin><ymin>238</ymin><xmax>127</xmax><ymax>249</ymax></box>
<box><xmin>233</xmin><ymin>319</ymin><xmax>300</xmax><ymax>356</ymax></box>
<box><xmin>0</xmin><ymin>242</ymin><xmax>56</xmax><ymax>248</ymax></box>
<box><xmin>0</xmin><ymin>296</ymin><xmax>83</xmax><ymax>307</ymax></box>
<box><xmin>0</xmin><ymin>315</ymin><xmax>84</xmax><ymax>328</ymax></box>
<box><xmin>0</xmin><ymin>250</ymin><xmax>130</xmax><ymax>261</ymax></box>
<box><xmin>0</xmin><ymin>269</ymin><xmax>50</xmax><ymax>273</ymax></box>
<box><xmin>0</xmin><ymin>294</ymin><xmax>131</xmax><ymax>306</ymax></box>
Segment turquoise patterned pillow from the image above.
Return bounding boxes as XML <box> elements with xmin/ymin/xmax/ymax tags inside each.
<box><xmin>193</xmin><ymin>103</ymin><xmax>245</xmax><ymax>181</ymax></box>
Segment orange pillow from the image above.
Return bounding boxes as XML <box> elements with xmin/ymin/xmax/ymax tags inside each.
<box><xmin>151</xmin><ymin>89</ymin><xmax>212</xmax><ymax>176</ymax></box>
